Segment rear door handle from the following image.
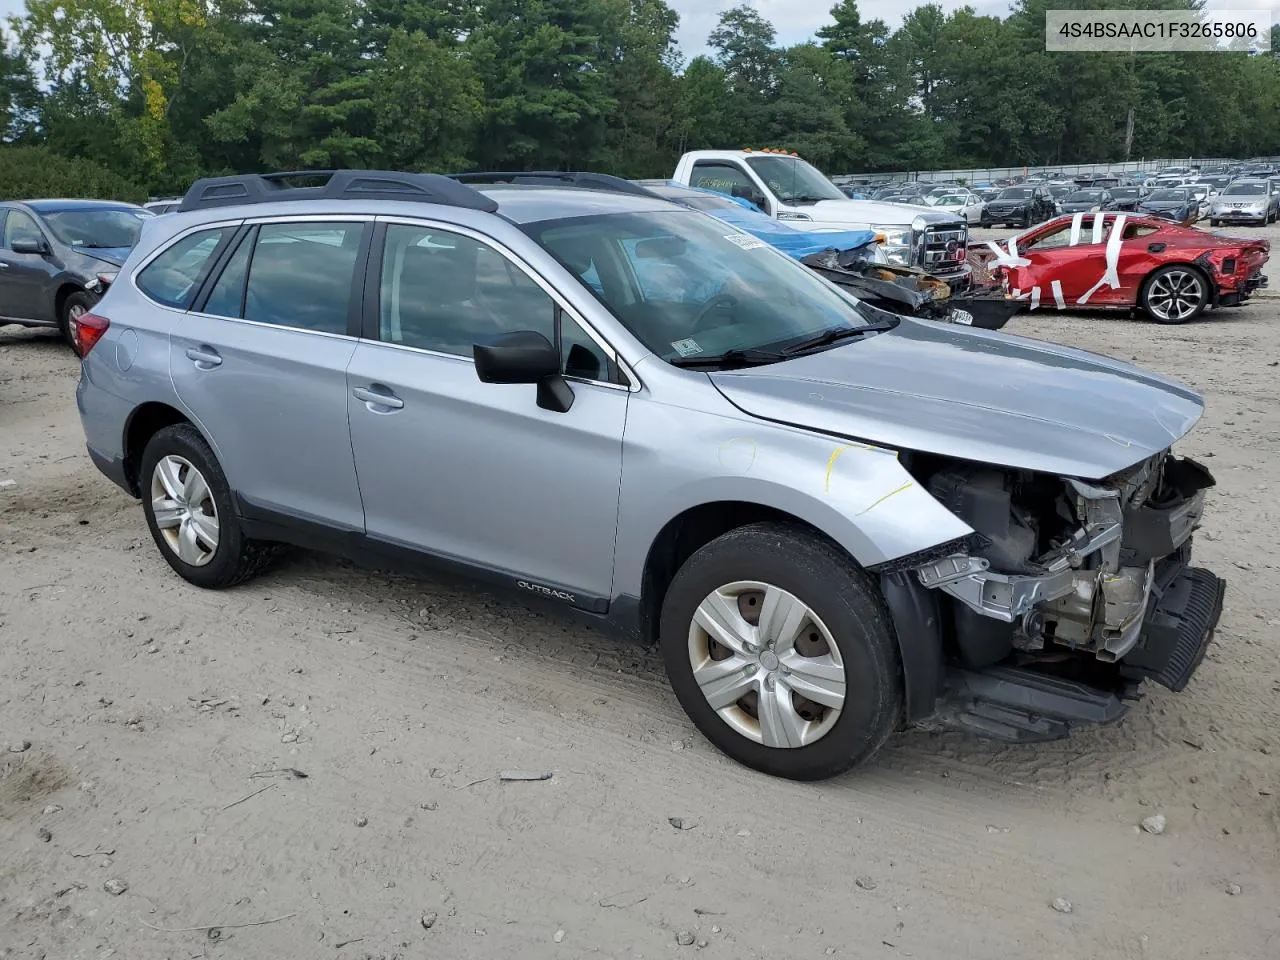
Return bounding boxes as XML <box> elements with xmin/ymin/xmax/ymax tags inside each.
<box><xmin>352</xmin><ymin>385</ymin><xmax>404</xmax><ymax>411</ymax></box>
<box><xmin>185</xmin><ymin>346</ymin><xmax>222</xmax><ymax>369</ymax></box>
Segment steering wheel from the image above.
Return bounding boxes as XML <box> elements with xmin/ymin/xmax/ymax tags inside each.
<box><xmin>691</xmin><ymin>294</ymin><xmax>740</xmax><ymax>334</ymax></box>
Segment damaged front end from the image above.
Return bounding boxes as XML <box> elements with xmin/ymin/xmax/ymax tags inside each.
<box><xmin>904</xmin><ymin>452</ymin><xmax>1225</xmax><ymax>742</ymax></box>
<box><xmin>801</xmin><ymin>247</ymin><xmax>1023</xmax><ymax>331</ymax></box>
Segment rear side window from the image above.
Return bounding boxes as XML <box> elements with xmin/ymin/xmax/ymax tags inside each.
<box><xmin>136</xmin><ymin>228</ymin><xmax>233</xmax><ymax>309</ymax></box>
<box><xmin>240</xmin><ymin>222</ymin><xmax>363</xmax><ymax>334</ymax></box>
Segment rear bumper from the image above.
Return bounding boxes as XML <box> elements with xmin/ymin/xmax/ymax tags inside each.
<box><xmin>87</xmin><ymin>444</ymin><xmax>134</xmax><ymax>496</ymax></box>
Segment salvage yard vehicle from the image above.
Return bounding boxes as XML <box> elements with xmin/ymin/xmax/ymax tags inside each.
<box><xmin>1059</xmin><ymin>188</ymin><xmax>1112</xmax><ymax>214</ymax></box>
<box><xmin>926</xmin><ymin>190</ymin><xmax>985</xmax><ymax>224</ymax></box>
<box><xmin>1137</xmin><ymin>188</ymin><xmax>1199</xmax><ymax>225</ymax></box>
<box><xmin>0</xmin><ymin>198</ymin><xmax>153</xmax><ymax>354</ymax></box>
<box><xmin>78</xmin><ymin>170</ymin><xmax>1228</xmax><ymax>781</ymax></box>
<box><xmin>669</xmin><ymin>149</ymin><xmax>971</xmax><ymax>290</ymax></box>
<box><xmin>1106</xmin><ymin>185</ymin><xmax>1148</xmax><ymax>211</ymax></box>
<box><xmin>1209</xmin><ymin>179</ymin><xmax>1278</xmax><ymax>226</ymax></box>
<box><xmin>979</xmin><ymin>185</ymin><xmax>1056</xmax><ymax>228</ymax></box>
<box><xmin>972</xmin><ymin>212</ymin><xmax>1269</xmax><ymax>324</ymax></box>
<box><xmin>622</xmin><ymin>180</ymin><xmax>1017</xmax><ymax>330</ymax></box>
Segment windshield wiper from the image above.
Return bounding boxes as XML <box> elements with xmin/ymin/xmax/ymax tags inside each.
<box><xmin>669</xmin><ymin>348</ymin><xmax>788</xmax><ymax>369</ymax></box>
<box><xmin>78</xmin><ymin>242</ymin><xmax>126</xmax><ymax>249</ymax></box>
<box><xmin>782</xmin><ymin>318</ymin><xmax>899</xmax><ymax>355</ymax></box>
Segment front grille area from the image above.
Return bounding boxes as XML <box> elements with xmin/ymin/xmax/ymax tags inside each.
<box><xmin>916</xmin><ymin>225</ymin><xmax>969</xmax><ymax>277</ymax></box>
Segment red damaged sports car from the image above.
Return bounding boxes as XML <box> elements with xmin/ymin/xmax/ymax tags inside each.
<box><xmin>970</xmin><ymin>213</ymin><xmax>1270</xmax><ymax>324</ymax></box>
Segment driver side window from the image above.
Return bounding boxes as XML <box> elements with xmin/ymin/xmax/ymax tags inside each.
<box><xmin>377</xmin><ymin>224</ymin><xmax>615</xmax><ymax>383</ymax></box>
<box><xmin>689</xmin><ymin>162</ymin><xmax>764</xmax><ymax>207</ymax></box>
<box><xmin>3</xmin><ymin>210</ymin><xmax>43</xmax><ymax>250</ymax></box>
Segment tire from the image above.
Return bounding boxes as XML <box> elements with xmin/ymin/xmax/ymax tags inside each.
<box><xmin>1140</xmin><ymin>264</ymin><xmax>1209</xmax><ymax>325</ymax></box>
<box><xmin>139</xmin><ymin>424</ymin><xmax>279</xmax><ymax>588</ymax></box>
<box><xmin>658</xmin><ymin>522</ymin><xmax>902</xmax><ymax>781</ymax></box>
<box><xmin>1210</xmin><ymin>219</ymin><xmax>1219</xmax><ymax>227</ymax></box>
<box><xmin>59</xmin><ymin>290</ymin><xmax>96</xmax><ymax>357</ymax></box>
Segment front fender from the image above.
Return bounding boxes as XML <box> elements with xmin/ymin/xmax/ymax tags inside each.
<box><xmin>613</xmin><ymin>394</ymin><xmax>973</xmax><ymax>599</ymax></box>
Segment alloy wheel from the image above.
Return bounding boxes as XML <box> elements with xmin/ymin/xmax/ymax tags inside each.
<box><xmin>150</xmin><ymin>455</ymin><xmax>220</xmax><ymax>566</ymax></box>
<box><xmin>1146</xmin><ymin>270</ymin><xmax>1204</xmax><ymax>322</ymax></box>
<box><xmin>687</xmin><ymin>581</ymin><xmax>846</xmax><ymax>748</ymax></box>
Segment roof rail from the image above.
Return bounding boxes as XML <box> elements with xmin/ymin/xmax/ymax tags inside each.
<box><xmin>448</xmin><ymin>170</ymin><xmax>659</xmax><ymax>198</ymax></box>
<box><xmin>177</xmin><ymin>170</ymin><xmax>499</xmax><ymax>213</ymax></box>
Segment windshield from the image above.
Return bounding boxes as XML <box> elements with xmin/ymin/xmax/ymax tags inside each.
<box><xmin>998</xmin><ymin>188</ymin><xmax>1033</xmax><ymax>199</ymax></box>
<box><xmin>743</xmin><ymin>155</ymin><xmax>845</xmax><ymax>203</ymax></box>
<box><xmin>936</xmin><ymin>195</ymin><xmax>968</xmax><ymax>205</ymax></box>
<box><xmin>525</xmin><ymin>210</ymin><xmax>872</xmax><ymax>365</ymax></box>
<box><xmin>1111</xmin><ymin>187</ymin><xmax>1141</xmax><ymax>199</ymax></box>
<box><xmin>1223</xmin><ymin>182</ymin><xmax>1266</xmax><ymax>196</ymax></box>
<box><xmin>1147</xmin><ymin>189</ymin><xmax>1188</xmax><ymax>202</ymax></box>
<box><xmin>41</xmin><ymin>208</ymin><xmax>150</xmax><ymax>248</ymax></box>
<box><xmin>1067</xmin><ymin>190</ymin><xmax>1102</xmax><ymax>201</ymax></box>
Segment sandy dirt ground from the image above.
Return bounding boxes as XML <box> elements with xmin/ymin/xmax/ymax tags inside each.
<box><xmin>2</xmin><ymin>222</ymin><xmax>1278</xmax><ymax>960</ymax></box>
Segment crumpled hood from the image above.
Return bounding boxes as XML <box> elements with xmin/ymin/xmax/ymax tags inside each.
<box><xmin>791</xmin><ymin>198</ymin><xmax>961</xmax><ymax>230</ymax></box>
<box><xmin>709</xmin><ymin>318</ymin><xmax>1205</xmax><ymax>479</ymax></box>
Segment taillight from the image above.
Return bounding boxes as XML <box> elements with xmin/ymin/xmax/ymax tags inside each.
<box><xmin>75</xmin><ymin>312</ymin><xmax>111</xmax><ymax>355</ymax></box>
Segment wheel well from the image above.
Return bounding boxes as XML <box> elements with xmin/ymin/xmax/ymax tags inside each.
<box><xmin>637</xmin><ymin>502</ymin><xmax>831</xmax><ymax>645</ymax></box>
<box><xmin>54</xmin><ymin>283</ymin><xmax>85</xmax><ymax>323</ymax></box>
<box><xmin>122</xmin><ymin>402</ymin><xmax>192</xmax><ymax>495</ymax></box>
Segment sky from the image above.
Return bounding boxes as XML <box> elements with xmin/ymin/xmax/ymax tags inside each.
<box><xmin>0</xmin><ymin>0</ymin><xmax>1274</xmax><ymax>64</ymax></box>
<box><xmin>669</xmin><ymin>0</ymin><xmax>1280</xmax><ymax>58</ymax></box>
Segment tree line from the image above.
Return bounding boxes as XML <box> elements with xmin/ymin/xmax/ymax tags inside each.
<box><xmin>0</xmin><ymin>0</ymin><xmax>1277</xmax><ymax>198</ymax></box>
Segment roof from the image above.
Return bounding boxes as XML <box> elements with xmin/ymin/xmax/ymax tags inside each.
<box><xmin>477</xmin><ymin>185</ymin><xmax>680</xmax><ymax>224</ymax></box>
<box><xmin>22</xmin><ymin>199</ymin><xmax>145</xmax><ymax>213</ymax></box>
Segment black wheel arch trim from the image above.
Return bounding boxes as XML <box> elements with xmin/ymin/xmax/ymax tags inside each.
<box><xmin>879</xmin><ymin>571</ymin><xmax>946</xmax><ymax>723</ymax></box>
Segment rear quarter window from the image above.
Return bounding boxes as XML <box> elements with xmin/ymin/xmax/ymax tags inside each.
<box><xmin>136</xmin><ymin>228</ymin><xmax>235</xmax><ymax>309</ymax></box>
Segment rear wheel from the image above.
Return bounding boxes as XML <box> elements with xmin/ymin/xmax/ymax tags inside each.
<box><xmin>1210</xmin><ymin>218</ymin><xmax>1219</xmax><ymax>227</ymax></box>
<box><xmin>59</xmin><ymin>290</ymin><xmax>95</xmax><ymax>357</ymax></box>
<box><xmin>139</xmin><ymin>424</ymin><xmax>279</xmax><ymax>588</ymax></box>
<box><xmin>1141</xmin><ymin>265</ymin><xmax>1209</xmax><ymax>325</ymax></box>
<box><xmin>659</xmin><ymin>523</ymin><xmax>902</xmax><ymax>781</ymax></box>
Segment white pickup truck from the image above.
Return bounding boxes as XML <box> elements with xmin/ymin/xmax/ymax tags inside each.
<box><xmin>671</xmin><ymin>150</ymin><xmax>971</xmax><ymax>288</ymax></box>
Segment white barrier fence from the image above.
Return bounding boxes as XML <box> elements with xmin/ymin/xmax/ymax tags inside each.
<box><xmin>837</xmin><ymin>158</ymin><xmax>1254</xmax><ymax>184</ymax></box>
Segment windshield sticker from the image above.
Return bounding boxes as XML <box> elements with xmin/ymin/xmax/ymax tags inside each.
<box><xmin>724</xmin><ymin>233</ymin><xmax>767</xmax><ymax>250</ymax></box>
<box><xmin>671</xmin><ymin>338</ymin><xmax>704</xmax><ymax>357</ymax></box>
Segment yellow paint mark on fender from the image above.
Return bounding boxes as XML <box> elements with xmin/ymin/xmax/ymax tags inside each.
<box><xmin>824</xmin><ymin>441</ymin><xmax>887</xmax><ymax>493</ymax></box>
<box><xmin>853</xmin><ymin>481</ymin><xmax>915</xmax><ymax>517</ymax></box>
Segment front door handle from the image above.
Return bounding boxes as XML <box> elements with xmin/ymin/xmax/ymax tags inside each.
<box><xmin>352</xmin><ymin>385</ymin><xmax>404</xmax><ymax>411</ymax></box>
<box><xmin>185</xmin><ymin>346</ymin><xmax>222</xmax><ymax>369</ymax></box>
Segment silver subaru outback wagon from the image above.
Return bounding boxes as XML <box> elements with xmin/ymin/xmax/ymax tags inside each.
<box><xmin>76</xmin><ymin>170</ymin><xmax>1225</xmax><ymax>781</ymax></box>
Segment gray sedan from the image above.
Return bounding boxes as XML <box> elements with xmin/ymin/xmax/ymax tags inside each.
<box><xmin>0</xmin><ymin>199</ymin><xmax>153</xmax><ymax>353</ymax></box>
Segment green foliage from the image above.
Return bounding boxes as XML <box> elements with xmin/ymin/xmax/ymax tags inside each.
<box><xmin>0</xmin><ymin>146</ymin><xmax>146</xmax><ymax>202</ymax></box>
<box><xmin>0</xmin><ymin>0</ymin><xmax>1276</xmax><ymax>189</ymax></box>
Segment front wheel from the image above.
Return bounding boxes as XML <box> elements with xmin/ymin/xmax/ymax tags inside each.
<box><xmin>1141</xmin><ymin>265</ymin><xmax>1209</xmax><ymax>325</ymax></box>
<box><xmin>59</xmin><ymin>290</ymin><xmax>96</xmax><ymax>357</ymax></box>
<box><xmin>659</xmin><ymin>523</ymin><xmax>902</xmax><ymax>781</ymax></box>
<box><xmin>139</xmin><ymin>424</ymin><xmax>280</xmax><ymax>588</ymax></box>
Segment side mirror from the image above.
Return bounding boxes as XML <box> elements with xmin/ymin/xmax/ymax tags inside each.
<box><xmin>11</xmin><ymin>237</ymin><xmax>48</xmax><ymax>255</ymax></box>
<box><xmin>473</xmin><ymin>330</ymin><xmax>574</xmax><ymax>413</ymax></box>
